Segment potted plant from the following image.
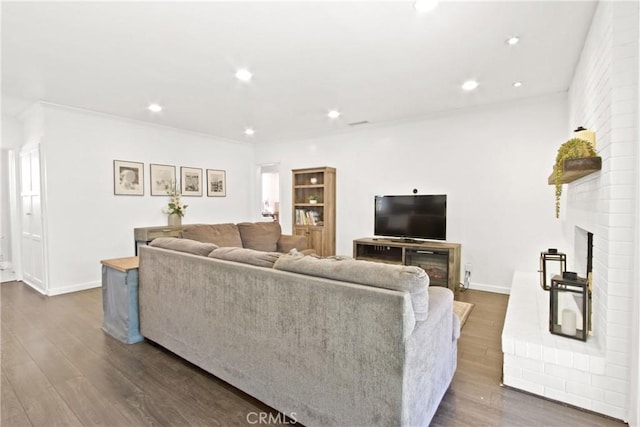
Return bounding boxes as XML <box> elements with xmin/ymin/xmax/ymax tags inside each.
<box><xmin>554</xmin><ymin>138</ymin><xmax>597</xmax><ymax>218</ymax></box>
<box><xmin>309</xmin><ymin>195</ymin><xmax>318</xmax><ymax>204</ymax></box>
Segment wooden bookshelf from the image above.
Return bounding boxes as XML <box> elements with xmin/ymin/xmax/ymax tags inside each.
<box><xmin>292</xmin><ymin>167</ymin><xmax>336</xmax><ymax>256</ymax></box>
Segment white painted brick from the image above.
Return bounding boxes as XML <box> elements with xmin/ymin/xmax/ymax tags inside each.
<box><xmin>608</xmin><ymin>155</ymin><xmax>636</xmax><ymax>171</ymax></box>
<box><xmin>608</xmin><ymin>309</ymin><xmax>632</xmax><ymax>326</ymax></box>
<box><xmin>606</xmin><ymin>268</ymin><xmax>633</xmax><ymax>283</ymax></box>
<box><xmin>605</xmin><ymin>363</ymin><xmax>629</xmax><ymax>381</ymax></box>
<box><xmin>503</xmin><ymin>376</ymin><xmax>544</xmax><ymax>396</ymax></box>
<box><xmin>573</xmin><ymin>353</ymin><xmax>590</xmax><ymax>372</ymax></box>
<box><xmin>523</xmin><ymin>370</ymin><xmax>565</xmax><ymax>390</ymax></box>
<box><xmin>605</xmin><ymin>389</ymin><xmax>627</xmax><ymax>406</ymax></box>
<box><xmin>557</xmin><ymin>349</ymin><xmax>573</xmax><ymax>368</ymax></box>
<box><xmin>610</xmin><ymin>127</ymin><xmax>636</xmax><ymax>143</ymax></box>
<box><xmin>542</xmin><ymin>346</ymin><xmax>558</xmax><ymax>364</ymax></box>
<box><xmin>612</xmin><ymin>65</ymin><xmax>637</xmax><ymax>87</ymax></box>
<box><xmin>613</xmin><ymin>44</ymin><xmax>637</xmax><ymax>62</ymax></box>
<box><xmin>607</xmin><ymin>185</ymin><xmax>635</xmax><ymax>200</ymax></box>
<box><xmin>545</xmin><ymin>362</ymin><xmax>591</xmax><ymax>384</ymax></box>
<box><xmin>592</xmin><ymin>373</ymin><xmax>628</xmax><ymax>392</ymax></box>
<box><xmin>501</xmin><ymin>336</ymin><xmax>515</xmax><ymax>355</ymax></box>
<box><xmin>504</xmin><ymin>353</ymin><xmax>544</xmax><ymax>373</ymax></box>
<box><xmin>611</xmin><ymin>112</ymin><xmax>637</xmax><ymax>128</ymax></box>
<box><xmin>567</xmin><ymin>380</ymin><xmax>605</xmax><ymax>401</ymax></box>
<box><xmin>544</xmin><ymin>387</ymin><xmax>592</xmax><ymax>411</ymax></box>
<box><xmin>515</xmin><ymin>341</ymin><xmax>527</xmax><ymax>357</ymax></box>
<box><xmin>526</xmin><ymin>342</ymin><xmax>542</xmax><ymax>360</ymax></box>
<box><xmin>590</xmin><ymin>356</ymin><xmax>607</xmax><ymax>375</ymax></box>
<box><xmin>503</xmin><ymin>365</ymin><xmax>522</xmax><ymax>379</ymax></box>
<box><xmin>606</xmin><ymin>350</ymin><xmax>629</xmax><ymax>367</ymax></box>
<box><xmin>591</xmin><ymin>400</ymin><xmax>627</xmax><ymax>420</ymax></box>
<box><xmin>607</xmin><ymin>336</ymin><xmax>630</xmax><ymax>353</ymax></box>
<box><xmin>607</xmin><ymin>282</ymin><xmax>632</xmax><ymax>298</ymax></box>
<box><xmin>611</xmin><ymin>99</ymin><xmax>636</xmax><ymax>115</ymax></box>
<box><xmin>612</xmin><ymin>86</ymin><xmax>636</xmax><ymax>103</ymax></box>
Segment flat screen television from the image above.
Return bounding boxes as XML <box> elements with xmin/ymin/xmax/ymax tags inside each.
<box><xmin>374</xmin><ymin>195</ymin><xmax>447</xmax><ymax>241</ymax></box>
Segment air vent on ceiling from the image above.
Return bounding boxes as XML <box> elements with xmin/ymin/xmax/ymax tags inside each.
<box><xmin>348</xmin><ymin>120</ymin><xmax>370</xmax><ymax>127</ymax></box>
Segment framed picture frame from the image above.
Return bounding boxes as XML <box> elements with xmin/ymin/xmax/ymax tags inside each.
<box><xmin>113</xmin><ymin>160</ymin><xmax>144</xmax><ymax>195</ymax></box>
<box><xmin>150</xmin><ymin>163</ymin><xmax>176</xmax><ymax>196</ymax></box>
<box><xmin>207</xmin><ymin>169</ymin><xmax>226</xmax><ymax>197</ymax></box>
<box><xmin>181</xmin><ymin>166</ymin><xmax>203</xmax><ymax>196</ymax></box>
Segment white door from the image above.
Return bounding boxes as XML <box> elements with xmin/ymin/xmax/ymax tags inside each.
<box><xmin>19</xmin><ymin>145</ymin><xmax>46</xmax><ymax>293</ymax></box>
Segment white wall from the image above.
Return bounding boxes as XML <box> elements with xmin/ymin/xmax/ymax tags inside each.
<box><xmin>37</xmin><ymin>104</ymin><xmax>255</xmax><ymax>294</ymax></box>
<box><xmin>565</xmin><ymin>0</ymin><xmax>639</xmax><ymax>421</ymax></box>
<box><xmin>256</xmin><ymin>94</ymin><xmax>569</xmax><ymax>293</ymax></box>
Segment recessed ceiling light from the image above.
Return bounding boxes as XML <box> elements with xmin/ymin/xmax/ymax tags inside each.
<box><xmin>244</xmin><ymin>128</ymin><xmax>255</xmax><ymax>136</ymax></box>
<box><xmin>328</xmin><ymin>110</ymin><xmax>341</xmax><ymax>119</ymax></box>
<box><xmin>506</xmin><ymin>36</ymin><xmax>520</xmax><ymax>45</ymax></box>
<box><xmin>513</xmin><ymin>81</ymin><xmax>523</xmax><ymax>88</ymax></box>
<box><xmin>235</xmin><ymin>69</ymin><xmax>253</xmax><ymax>82</ymax></box>
<box><xmin>461</xmin><ymin>80</ymin><xmax>479</xmax><ymax>91</ymax></box>
<box><xmin>414</xmin><ymin>0</ymin><xmax>439</xmax><ymax>13</ymax></box>
<box><xmin>148</xmin><ymin>103</ymin><xmax>162</xmax><ymax>112</ymax></box>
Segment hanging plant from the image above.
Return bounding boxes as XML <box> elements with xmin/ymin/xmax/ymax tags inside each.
<box><xmin>554</xmin><ymin>138</ymin><xmax>597</xmax><ymax>218</ymax></box>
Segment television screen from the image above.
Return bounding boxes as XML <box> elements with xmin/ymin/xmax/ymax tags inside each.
<box><xmin>374</xmin><ymin>195</ymin><xmax>447</xmax><ymax>241</ymax></box>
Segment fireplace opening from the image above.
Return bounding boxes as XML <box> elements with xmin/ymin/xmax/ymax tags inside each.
<box><xmin>574</xmin><ymin>227</ymin><xmax>593</xmax><ymax>279</ymax></box>
<box><xmin>574</xmin><ymin>227</ymin><xmax>594</xmax><ymax>332</ymax></box>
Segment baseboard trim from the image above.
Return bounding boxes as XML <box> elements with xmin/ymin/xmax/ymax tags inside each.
<box><xmin>468</xmin><ymin>281</ymin><xmax>510</xmax><ymax>295</ymax></box>
<box><xmin>48</xmin><ymin>281</ymin><xmax>101</xmax><ymax>296</ymax></box>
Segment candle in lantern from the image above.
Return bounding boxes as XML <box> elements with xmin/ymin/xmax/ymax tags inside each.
<box><xmin>561</xmin><ymin>309</ymin><xmax>577</xmax><ymax>336</ymax></box>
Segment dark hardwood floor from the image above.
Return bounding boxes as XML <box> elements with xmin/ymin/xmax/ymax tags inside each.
<box><xmin>1</xmin><ymin>281</ymin><xmax>626</xmax><ymax>426</ymax></box>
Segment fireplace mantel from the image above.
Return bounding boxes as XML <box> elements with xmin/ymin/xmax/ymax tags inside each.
<box><xmin>502</xmin><ymin>272</ymin><xmax>608</xmax><ymax>412</ymax></box>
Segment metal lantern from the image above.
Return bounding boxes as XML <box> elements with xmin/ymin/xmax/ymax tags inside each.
<box><xmin>539</xmin><ymin>249</ymin><xmax>567</xmax><ymax>290</ymax></box>
<box><xmin>549</xmin><ymin>274</ymin><xmax>589</xmax><ymax>341</ymax></box>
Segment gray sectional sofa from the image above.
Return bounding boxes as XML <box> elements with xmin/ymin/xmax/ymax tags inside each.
<box><xmin>138</xmin><ymin>235</ymin><xmax>459</xmax><ymax>426</ymax></box>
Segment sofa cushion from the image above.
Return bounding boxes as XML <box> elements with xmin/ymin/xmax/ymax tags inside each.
<box><xmin>274</xmin><ymin>252</ymin><xmax>429</xmax><ymax>321</ymax></box>
<box><xmin>237</xmin><ymin>221</ymin><xmax>281</xmax><ymax>252</ymax></box>
<box><xmin>182</xmin><ymin>223</ymin><xmax>243</xmax><ymax>248</ymax></box>
<box><xmin>149</xmin><ymin>237</ymin><xmax>218</xmax><ymax>257</ymax></box>
<box><xmin>209</xmin><ymin>247</ymin><xmax>281</xmax><ymax>268</ymax></box>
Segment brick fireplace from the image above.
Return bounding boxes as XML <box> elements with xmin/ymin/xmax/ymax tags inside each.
<box><xmin>503</xmin><ymin>1</ymin><xmax>638</xmax><ymax>422</ymax></box>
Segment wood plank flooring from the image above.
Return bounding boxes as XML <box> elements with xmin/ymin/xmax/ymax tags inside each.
<box><xmin>1</xmin><ymin>281</ymin><xmax>626</xmax><ymax>426</ymax></box>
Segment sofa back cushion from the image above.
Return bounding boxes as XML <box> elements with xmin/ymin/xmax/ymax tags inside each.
<box><xmin>149</xmin><ymin>237</ymin><xmax>218</xmax><ymax>257</ymax></box>
<box><xmin>209</xmin><ymin>247</ymin><xmax>281</xmax><ymax>268</ymax></box>
<box><xmin>274</xmin><ymin>252</ymin><xmax>429</xmax><ymax>321</ymax></box>
<box><xmin>182</xmin><ymin>223</ymin><xmax>243</xmax><ymax>248</ymax></box>
<box><xmin>236</xmin><ymin>221</ymin><xmax>281</xmax><ymax>252</ymax></box>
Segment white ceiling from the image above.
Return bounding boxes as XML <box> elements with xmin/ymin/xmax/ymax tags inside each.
<box><xmin>2</xmin><ymin>1</ymin><xmax>597</xmax><ymax>143</ymax></box>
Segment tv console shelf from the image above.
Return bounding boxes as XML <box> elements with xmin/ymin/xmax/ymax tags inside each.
<box><xmin>353</xmin><ymin>238</ymin><xmax>461</xmax><ymax>291</ymax></box>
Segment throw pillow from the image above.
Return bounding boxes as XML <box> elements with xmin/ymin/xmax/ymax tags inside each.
<box><xmin>182</xmin><ymin>223</ymin><xmax>243</xmax><ymax>247</ymax></box>
<box><xmin>149</xmin><ymin>237</ymin><xmax>218</xmax><ymax>257</ymax></box>
<box><xmin>209</xmin><ymin>247</ymin><xmax>281</xmax><ymax>268</ymax></box>
<box><xmin>274</xmin><ymin>254</ymin><xmax>429</xmax><ymax>321</ymax></box>
<box><xmin>236</xmin><ymin>221</ymin><xmax>281</xmax><ymax>252</ymax></box>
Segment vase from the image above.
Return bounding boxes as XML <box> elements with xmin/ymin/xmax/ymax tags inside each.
<box><xmin>168</xmin><ymin>214</ymin><xmax>182</xmax><ymax>226</ymax></box>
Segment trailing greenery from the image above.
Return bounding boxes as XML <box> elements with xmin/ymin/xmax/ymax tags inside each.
<box><xmin>554</xmin><ymin>138</ymin><xmax>597</xmax><ymax>218</ymax></box>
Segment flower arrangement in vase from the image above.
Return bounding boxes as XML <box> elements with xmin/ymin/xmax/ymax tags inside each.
<box><xmin>163</xmin><ymin>182</ymin><xmax>188</xmax><ymax>225</ymax></box>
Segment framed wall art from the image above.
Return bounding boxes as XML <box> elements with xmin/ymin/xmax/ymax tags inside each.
<box><xmin>181</xmin><ymin>166</ymin><xmax>203</xmax><ymax>196</ymax></box>
<box><xmin>150</xmin><ymin>163</ymin><xmax>176</xmax><ymax>196</ymax></box>
<box><xmin>207</xmin><ymin>169</ymin><xmax>226</xmax><ymax>197</ymax></box>
<box><xmin>114</xmin><ymin>160</ymin><xmax>144</xmax><ymax>195</ymax></box>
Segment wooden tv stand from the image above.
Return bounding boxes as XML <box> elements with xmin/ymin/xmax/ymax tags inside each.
<box><xmin>353</xmin><ymin>238</ymin><xmax>461</xmax><ymax>291</ymax></box>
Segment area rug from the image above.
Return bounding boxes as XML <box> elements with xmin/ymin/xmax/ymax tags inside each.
<box><xmin>453</xmin><ymin>301</ymin><xmax>474</xmax><ymax>329</ymax></box>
